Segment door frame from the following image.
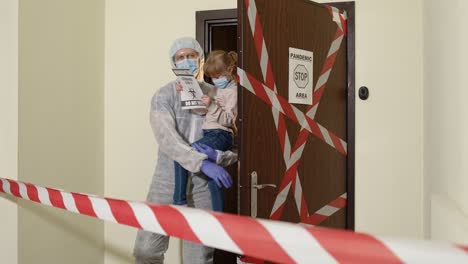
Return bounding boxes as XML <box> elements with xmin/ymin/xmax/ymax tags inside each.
<box><xmin>197</xmin><ymin>1</ymin><xmax>355</xmax><ymax>230</ymax></box>
<box><xmin>196</xmin><ymin>10</ymin><xmax>240</xmax><ymax>264</ymax></box>
<box><xmin>327</xmin><ymin>1</ymin><xmax>356</xmax><ymax>230</ymax></box>
<box><xmin>196</xmin><ymin>9</ymin><xmax>238</xmax><ymax>55</ymax></box>
<box><xmin>196</xmin><ymin>9</ymin><xmax>242</xmax><ymax>216</ymax></box>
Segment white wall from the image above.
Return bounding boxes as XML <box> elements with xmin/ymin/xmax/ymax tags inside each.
<box><xmin>104</xmin><ymin>1</ymin><xmax>237</xmax><ymax>264</ymax></box>
<box><xmin>318</xmin><ymin>0</ymin><xmax>425</xmax><ymax>238</ymax></box>
<box><xmin>0</xmin><ymin>1</ymin><xmax>18</xmax><ymax>263</ymax></box>
<box><xmin>423</xmin><ymin>0</ymin><xmax>468</xmax><ymax>244</ymax></box>
<box><xmin>18</xmin><ymin>0</ymin><xmax>105</xmax><ymax>263</ymax></box>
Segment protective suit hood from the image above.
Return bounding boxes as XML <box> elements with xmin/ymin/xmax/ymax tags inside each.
<box><xmin>169</xmin><ymin>37</ymin><xmax>205</xmax><ymax>80</ymax></box>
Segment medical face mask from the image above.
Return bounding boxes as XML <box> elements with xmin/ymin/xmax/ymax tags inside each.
<box><xmin>176</xmin><ymin>58</ymin><xmax>199</xmax><ymax>76</ymax></box>
<box><xmin>212</xmin><ymin>76</ymin><xmax>230</xmax><ymax>89</ymax></box>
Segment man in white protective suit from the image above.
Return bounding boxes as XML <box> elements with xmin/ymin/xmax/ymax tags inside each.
<box><xmin>133</xmin><ymin>37</ymin><xmax>238</xmax><ymax>264</ymax></box>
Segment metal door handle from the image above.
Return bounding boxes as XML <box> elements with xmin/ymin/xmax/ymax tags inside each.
<box><xmin>253</xmin><ymin>184</ymin><xmax>277</xmax><ymax>189</ymax></box>
<box><xmin>250</xmin><ymin>171</ymin><xmax>276</xmax><ymax>218</ymax></box>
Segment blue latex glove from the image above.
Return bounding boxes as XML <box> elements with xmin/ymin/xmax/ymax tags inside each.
<box><xmin>200</xmin><ymin>160</ymin><xmax>232</xmax><ymax>188</ymax></box>
<box><xmin>193</xmin><ymin>142</ymin><xmax>218</xmax><ymax>163</ymax></box>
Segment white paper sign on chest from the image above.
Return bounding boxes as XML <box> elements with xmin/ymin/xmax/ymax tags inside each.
<box><xmin>172</xmin><ymin>68</ymin><xmax>206</xmax><ymax>110</ymax></box>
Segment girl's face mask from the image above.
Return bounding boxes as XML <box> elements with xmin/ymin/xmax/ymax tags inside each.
<box><xmin>212</xmin><ymin>76</ymin><xmax>230</xmax><ymax>89</ymax></box>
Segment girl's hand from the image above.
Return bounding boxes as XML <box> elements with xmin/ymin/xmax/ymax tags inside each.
<box><xmin>215</xmin><ymin>97</ymin><xmax>225</xmax><ymax>106</ymax></box>
<box><xmin>201</xmin><ymin>95</ymin><xmax>212</xmax><ymax>106</ymax></box>
<box><xmin>176</xmin><ymin>82</ymin><xmax>183</xmax><ymax>93</ymax></box>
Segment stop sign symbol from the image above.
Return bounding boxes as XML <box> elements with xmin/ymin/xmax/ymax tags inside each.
<box><xmin>293</xmin><ymin>64</ymin><xmax>309</xmax><ymax>88</ymax></box>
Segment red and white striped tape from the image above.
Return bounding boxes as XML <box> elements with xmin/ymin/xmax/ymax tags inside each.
<box><xmin>244</xmin><ymin>0</ymin><xmax>348</xmax><ymax>225</ymax></box>
<box><xmin>238</xmin><ymin>68</ymin><xmax>347</xmax><ymax>155</ymax></box>
<box><xmin>301</xmin><ymin>193</ymin><xmax>347</xmax><ymax>226</ymax></box>
<box><xmin>245</xmin><ymin>0</ymin><xmax>292</xmax><ymax>162</ymax></box>
<box><xmin>1</xmin><ymin>177</ymin><xmax>467</xmax><ymax>263</ymax></box>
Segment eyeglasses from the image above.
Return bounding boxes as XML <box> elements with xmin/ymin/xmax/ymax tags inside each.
<box><xmin>174</xmin><ymin>52</ymin><xmax>199</xmax><ymax>62</ymax></box>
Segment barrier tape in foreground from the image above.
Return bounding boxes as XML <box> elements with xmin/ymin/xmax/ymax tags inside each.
<box><xmin>1</xmin><ymin>177</ymin><xmax>467</xmax><ymax>263</ymax></box>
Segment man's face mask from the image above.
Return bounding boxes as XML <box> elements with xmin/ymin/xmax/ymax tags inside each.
<box><xmin>174</xmin><ymin>49</ymin><xmax>200</xmax><ymax>76</ymax></box>
<box><xmin>176</xmin><ymin>58</ymin><xmax>199</xmax><ymax>76</ymax></box>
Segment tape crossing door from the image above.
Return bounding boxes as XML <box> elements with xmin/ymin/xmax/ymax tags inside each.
<box><xmin>239</xmin><ymin>0</ymin><xmax>349</xmax><ymax>228</ymax></box>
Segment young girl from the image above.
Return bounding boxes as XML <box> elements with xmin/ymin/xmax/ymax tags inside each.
<box><xmin>173</xmin><ymin>50</ymin><xmax>238</xmax><ymax>211</ymax></box>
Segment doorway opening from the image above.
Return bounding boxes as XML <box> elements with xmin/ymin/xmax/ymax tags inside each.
<box><xmin>196</xmin><ymin>9</ymin><xmax>239</xmax><ymax>264</ymax></box>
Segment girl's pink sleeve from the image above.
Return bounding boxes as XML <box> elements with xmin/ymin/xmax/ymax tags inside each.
<box><xmin>206</xmin><ymin>87</ymin><xmax>238</xmax><ymax>127</ymax></box>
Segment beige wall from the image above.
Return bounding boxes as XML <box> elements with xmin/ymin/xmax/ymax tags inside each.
<box><xmin>18</xmin><ymin>0</ymin><xmax>105</xmax><ymax>263</ymax></box>
<box><xmin>319</xmin><ymin>0</ymin><xmax>425</xmax><ymax>238</ymax></box>
<box><xmin>104</xmin><ymin>1</ymin><xmax>237</xmax><ymax>263</ymax></box>
<box><xmin>423</xmin><ymin>0</ymin><xmax>468</xmax><ymax>244</ymax></box>
<box><xmin>355</xmin><ymin>0</ymin><xmax>424</xmax><ymax>239</ymax></box>
<box><xmin>3</xmin><ymin>0</ymin><xmax>445</xmax><ymax>262</ymax></box>
<box><xmin>0</xmin><ymin>0</ymin><xmax>18</xmax><ymax>263</ymax></box>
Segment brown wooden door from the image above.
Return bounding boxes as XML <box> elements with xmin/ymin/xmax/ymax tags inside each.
<box><xmin>238</xmin><ymin>0</ymin><xmax>353</xmax><ymax>230</ymax></box>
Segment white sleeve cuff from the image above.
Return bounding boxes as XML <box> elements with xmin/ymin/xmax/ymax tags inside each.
<box><xmin>216</xmin><ymin>150</ymin><xmax>223</xmax><ymax>164</ymax></box>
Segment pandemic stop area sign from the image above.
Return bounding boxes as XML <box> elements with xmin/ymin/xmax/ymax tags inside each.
<box><xmin>289</xmin><ymin>47</ymin><xmax>313</xmax><ymax>105</ymax></box>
